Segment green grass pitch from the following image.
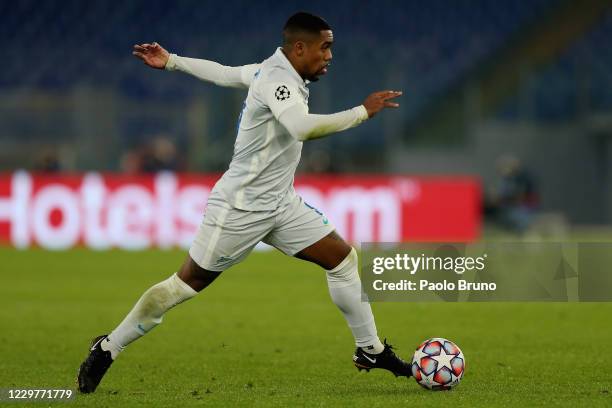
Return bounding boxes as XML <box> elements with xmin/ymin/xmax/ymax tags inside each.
<box><xmin>1</xmin><ymin>247</ymin><xmax>611</xmax><ymax>407</ymax></box>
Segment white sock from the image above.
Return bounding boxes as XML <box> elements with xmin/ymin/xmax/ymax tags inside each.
<box><xmin>326</xmin><ymin>248</ymin><xmax>385</xmax><ymax>354</ymax></box>
<box><xmin>101</xmin><ymin>273</ymin><xmax>197</xmax><ymax>359</ymax></box>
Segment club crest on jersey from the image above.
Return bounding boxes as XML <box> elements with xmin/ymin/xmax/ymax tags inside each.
<box><xmin>275</xmin><ymin>85</ymin><xmax>291</xmax><ymax>101</ymax></box>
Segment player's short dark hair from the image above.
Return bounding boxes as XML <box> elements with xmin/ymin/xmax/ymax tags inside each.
<box><xmin>283</xmin><ymin>12</ymin><xmax>331</xmax><ymax>45</ymax></box>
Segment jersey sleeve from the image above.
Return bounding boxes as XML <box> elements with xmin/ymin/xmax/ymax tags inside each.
<box><xmin>239</xmin><ymin>64</ymin><xmax>261</xmax><ymax>88</ymax></box>
<box><xmin>165</xmin><ymin>54</ymin><xmax>261</xmax><ymax>89</ymax></box>
<box><xmin>260</xmin><ymin>81</ymin><xmax>303</xmax><ymax>119</ymax></box>
<box><xmin>278</xmin><ymin>103</ymin><xmax>369</xmax><ymax>141</ymax></box>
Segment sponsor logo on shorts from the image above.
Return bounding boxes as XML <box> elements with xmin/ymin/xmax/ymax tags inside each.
<box><xmin>216</xmin><ymin>256</ymin><xmax>233</xmax><ymax>264</ymax></box>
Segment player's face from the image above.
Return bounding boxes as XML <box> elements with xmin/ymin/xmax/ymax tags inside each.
<box><xmin>303</xmin><ymin>30</ymin><xmax>333</xmax><ymax>82</ymax></box>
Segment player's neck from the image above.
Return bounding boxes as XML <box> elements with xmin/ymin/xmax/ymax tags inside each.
<box><xmin>280</xmin><ymin>47</ymin><xmax>307</xmax><ymax>80</ymax></box>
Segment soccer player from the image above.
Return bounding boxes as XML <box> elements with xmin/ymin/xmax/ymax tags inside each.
<box><xmin>77</xmin><ymin>12</ymin><xmax>410</xmax><ymax>393</ymax></box>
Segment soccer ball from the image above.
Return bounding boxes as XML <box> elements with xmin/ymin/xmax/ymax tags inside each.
<box><xmin>411</xmin><ymin>338</ymin><xmax>465</xmax><ymax>390</ymax></box>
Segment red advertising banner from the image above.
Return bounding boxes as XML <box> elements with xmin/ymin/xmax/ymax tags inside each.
<box><xmin>0</xmin><ymin>172</ymin><xmax>481</xmax><ymax>250</ymax></box>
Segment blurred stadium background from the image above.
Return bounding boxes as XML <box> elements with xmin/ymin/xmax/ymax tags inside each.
<box><xmin>2</xmin><ymin>2</ymin><xmax>612</xmax><ymax>405</ymax></box>
<box><xmin>1</xmin><ymin>0</ymin><xmax>611</xmax><ymax>241</ymax></box>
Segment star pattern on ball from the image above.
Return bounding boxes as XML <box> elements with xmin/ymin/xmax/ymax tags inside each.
<box><xmin>431</xmin><ymin>346</ymin><xmax>455</xmax><ymax>370</ymax></box>
<box><xmin>413</xmin><ymin>338</ymin><xmax>465</xmax><ymax>391</ymax></box>
<box><xmin>412</xmin><ymin>346</ymin><xmax>431</xmax><ymax>364</ymax></box>
<box><xmin>420</xmin><ymin>371</ymin><xmax>442</xmax><ymax>389</ymax></box>
<box><xmin>275</xmin><ymin>85</ymin><xmax>291</xmax><ymax>101</ymax></box>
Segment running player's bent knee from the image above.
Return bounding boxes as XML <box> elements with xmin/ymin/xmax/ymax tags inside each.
<box><xmin>178</xmin><ymin>256</ymin><xmax>223</xmax><ymax>292</ymax></box>
<box><xmin>326</xmin><ymin>247</ymin><xmax>358</xmax><ymax>287</ymax></box>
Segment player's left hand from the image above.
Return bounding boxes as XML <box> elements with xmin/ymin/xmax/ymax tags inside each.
<box><xmin>362</xmin><ymin>90</ymin><xmax>403</xmax><ymax>118</ymax></box>
<box><xmin>132</xmin><ymin>42</ymin><xmax>170</xmax><ymax>69</ymax></box>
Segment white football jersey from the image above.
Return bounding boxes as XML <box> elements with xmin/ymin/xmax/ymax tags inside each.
<box><xmin>211</xmin><ymin>48</ymin><xmax>309</xmax><ymax>211</ymax></box>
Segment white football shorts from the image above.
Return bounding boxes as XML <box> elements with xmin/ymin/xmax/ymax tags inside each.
<box><xmin>189</xmin><ymin>192</ymin><xmax>335</xmax><ymax>271</ymax></box>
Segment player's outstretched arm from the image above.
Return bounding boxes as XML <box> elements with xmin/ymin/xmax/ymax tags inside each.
<box><xmin>277</xmin><ymin>90</ymin><xmax>402</xmax><ymax>141</ymax></box>
<box><xmin>132</xmin><ymin>42</ymin><xmax>260</xmax><ymax>89</ymax></box>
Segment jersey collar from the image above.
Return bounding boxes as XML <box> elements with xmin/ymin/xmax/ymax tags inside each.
<box><xmin>274</xmin><ymin>47</ymin><xmax>310</xmax><ymax>86</ymax></box>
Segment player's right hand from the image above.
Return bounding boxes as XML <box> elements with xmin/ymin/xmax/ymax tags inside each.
<box><xmin>132</xmin><ymin>42</ymin><xmax>170</xmax><ymax>69</ymax></box>
<box><xmin>362</xmin><ymin>90</ymin><xmax>403</xmax><ymax>118</ymax></box>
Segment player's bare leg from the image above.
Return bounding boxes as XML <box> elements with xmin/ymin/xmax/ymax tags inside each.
<box><xmin>176</xmin><ymin>255</ymin><xmax>223</xmax><ymax>292</ymax></box>
<box><xmin>295</xmin><ymin>230</ymin><xmax>351</xmax><ymax>269</ymax></box>
<box><xmin>77</xmin><ymin>256</ymin><xmax>221</xmax><ymax>393</ymax></box>
<box><xmin>295</xmin><ymin>231</ymin><xmax>412</xmax><ymax>377</ymax></box>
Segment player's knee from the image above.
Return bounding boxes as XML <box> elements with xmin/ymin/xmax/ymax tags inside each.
<box><xmin>326</xmin><ymin>247</ymin><xmax>358</xmax><ymax>285</ymax></box>
<box><xmin>178</xmin><ymin>256</ymin><xmax>223</xmax><ymax>292</ymax></box>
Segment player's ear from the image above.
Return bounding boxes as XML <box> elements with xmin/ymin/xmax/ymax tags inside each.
<box><xmin>294</xmin><ymin>41</ymin><xmax>306</xmax><ymax>57</ymax></box>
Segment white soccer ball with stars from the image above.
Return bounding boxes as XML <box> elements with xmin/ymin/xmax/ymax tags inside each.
<box><xmin>411</xmin><ymin>337</ymin><xmax>465</xmax><ymax>390</ymax></box>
